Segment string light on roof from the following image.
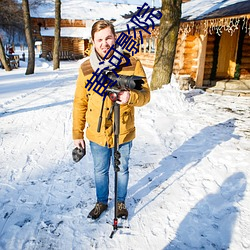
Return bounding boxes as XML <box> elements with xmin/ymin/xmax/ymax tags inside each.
<box><xmin>242</xmin><ymin>16</ymin><xmax>250</xmax><ymax>36</ymax></box>
<box><xmin>179</xmin><ymin>15</ymin><xmax>250</xmax><ymax>37</ymax></box>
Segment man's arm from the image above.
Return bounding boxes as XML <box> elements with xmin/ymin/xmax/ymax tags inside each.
<box><xmin>72</xmin><ymin>68</ymin><xmax>88</xmax><ymax>143</ymax></box>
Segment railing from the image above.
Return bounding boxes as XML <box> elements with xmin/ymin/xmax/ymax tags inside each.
<box><xmin>46</xmin><ymin>51</ymin><xmax>83</xmax><ymax>61</ymax></box>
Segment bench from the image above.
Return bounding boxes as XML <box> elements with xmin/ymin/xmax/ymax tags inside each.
<box><xmin>9</xmin><ymin>54</ymin><xmax>20</xmax><ymax>69</ymax></box>
<box><xmin>0</xmin><ymin>54</ymin><xmax>20</xmax><ymax>69</ymax></box>
<box><xmin>46</xmin><ymin>51</ymin><xmax>75</xmax><ymax>61</ymax></box>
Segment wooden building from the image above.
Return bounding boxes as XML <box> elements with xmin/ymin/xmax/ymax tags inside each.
<box><xmin>30</xmin><ymin>1</ymin><xmax>140</xmax><ymax>61</ymax></box>
<box><xmin>176</xmin><ymin>1</ymin><xmax>250</xmax><ymax>88</ymax></box>
<box><xmin>116</xmin><ymin>0</ymin><xmax>250</xmax><ymax>89</ymax></box>
<box><xmin>31</xmin><ymin>18</ymin><xmax>92</xmax><ymax>60</ymax></box>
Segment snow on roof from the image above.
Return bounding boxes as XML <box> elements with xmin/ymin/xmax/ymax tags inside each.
<box><xmin>31</xmin><ymin>0</ymin><xmax>250</xmax><ymax>37</ymax></box>
<box><xmin>30</xmin><ymin>0</ymin><xmax>250</xmax><ymax>21</ymax></box>
<box><xmin>94</xmin><ymin>0</ymin><xmax>161</xmax><ymax>7</ymax></box>
<box><xmin>182</xmin><ymin>0</ymin><xmax>250</xmax><ymax>21</ymax></box>
<box><xmin>30</xmin><ymin>0</ymin><xmax>142</xmax><ymax>20</ymax></box>
<box><xmin>40</xmin><ymin>27</ymin><xmax>91</xmax><ymax>39</ymax></box>
<box><xmin>114</xmin><ymin>0</ymin><xmax>250</xmax><ymax>32</ymax></box>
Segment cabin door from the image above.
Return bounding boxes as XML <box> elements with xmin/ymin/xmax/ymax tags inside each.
<box><xmin>216</xmin><ymin>30</ymin><xmax>239</xmax><ymax>79</ymax></box>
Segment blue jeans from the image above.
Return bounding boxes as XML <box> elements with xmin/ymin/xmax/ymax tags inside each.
<box><xmin>90</xmin><ymin>141</ymin><xmax>132</xmax><ymax>205</ymax></box>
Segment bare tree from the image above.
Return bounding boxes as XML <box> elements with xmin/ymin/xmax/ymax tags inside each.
<box><xmin>0</xmin><ymin>0</ymin><xmax>23</xmax><ymax>71</ymax></box>
<box><xmin>0</xmin><ymin>37</ymin><xmax>11</xmax><ymax>71</ymax></box>
<box><xmin>22</xmin><ymin>0</ymin><xmax>35</xmax><ymax>75</ymax></box>
<box><xmin>0</xmin><ymin>0</ymin><xmax>24</xmax><ymax>38</ymax></box>
<box><xmin>151</xmin><ymin>0</ymin><xmax>182</xmax><ymax>90</ymax></box>
<box><xmin>53</xmin><ymin>0</ymin><xmax>61</xmax><ymax>70</ymax></box>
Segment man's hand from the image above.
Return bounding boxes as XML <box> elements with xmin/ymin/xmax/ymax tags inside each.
<box><xmin>116</xmin><ymin>90</ymin><xmax>130</xmax><ymax>105</ymax></box>
<box><xmin>74</xmin><ymin>139</ymin><xmax>85</xmax><ymax>149</ymax></box>
<box><xmin>72</xmin><ymin>139</ymin><xmax>86</xmax><ymax>162</ymax></box>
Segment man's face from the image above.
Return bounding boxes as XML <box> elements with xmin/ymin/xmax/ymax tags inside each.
<box><xmin>93</xmin><ymin>27</ymin><xmax>116</xmax><ymax>59</ymax></box>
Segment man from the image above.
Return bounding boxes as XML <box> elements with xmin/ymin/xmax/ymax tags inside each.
<box><xmin>72</xmin><ymin>20</ymin><xmax>150</xmax><ymax>220</ymax></box>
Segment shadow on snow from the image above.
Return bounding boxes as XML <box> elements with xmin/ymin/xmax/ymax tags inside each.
<box><xmin>164</xmin><ymin>172</ymin><xmax>247</xmax><ymax>249</ymax></box>
<box><xmin>0</xmin><ymin>100</ymin><xmax>73</xmax><ymax>117</ymax></box>
<box><xmin>128</xmin><ymin>118</ymin><xmax>239</xmax><ymax>213</ymax></box>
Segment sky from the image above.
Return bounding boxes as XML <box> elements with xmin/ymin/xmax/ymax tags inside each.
<box><xmin>0</xmin><ymin>48</ymin><xmax>249</xmax><ymax>249</ymax></box>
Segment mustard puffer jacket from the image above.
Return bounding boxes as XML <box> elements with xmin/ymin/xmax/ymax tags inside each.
<box><xmin>72</xmin><ymin>56</ymin><xmax>150</xmax><ymax>148</ymax></box>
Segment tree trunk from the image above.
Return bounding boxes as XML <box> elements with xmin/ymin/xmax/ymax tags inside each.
<box><xmin>0</xmin><ymin>37</ymin><xmax>11</xmax><ymax>71</ymax></box>
<box><xmin>151</xmin><ymin>0</ymin><xmax>182</xmax><ymax>90</ymax></box>
<box><xmin>53</xmin><ymin>0</ymin><xmax>61</xmax><ymax>70</ymax></box>
<box><xmin>22</xmin><ymin>0</ymin><xmax>35</xmax><ymax>75</ymax></box>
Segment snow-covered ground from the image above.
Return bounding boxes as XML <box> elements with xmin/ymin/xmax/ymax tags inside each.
<box><xmin>0</xmin><ymin>49</ymin><xmax>250</xmax><ymax>250</ymax></box>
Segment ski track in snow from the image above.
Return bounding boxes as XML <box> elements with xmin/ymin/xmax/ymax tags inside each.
<box><xmin>0</xmin><ymin>59</ymin><xmax>250</xmax><ymax>249</ymax></box>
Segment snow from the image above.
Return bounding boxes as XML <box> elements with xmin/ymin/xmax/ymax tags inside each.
<box><xmin>182</xmin><ymin>0</ymin><xmax>249</xmax><ymax>21</ymax></box>
<box><xmin>0</xmin><ymin>48</ymin><xmax>250</xmax><ymax>249</ymax></box>
<box><xmin>114</xmin><ymin>0</ymin><xmax>249</xmax><ymax>33</ymax></box>
<box><xmin>30</xmin><ymin>0</ymin><xmax>141</xmax><ymax>20</ymax></box>
<box><xmin>40</xmin><ymin>27</ymin><xmax>92</xmax><ymax>39</ymax></box>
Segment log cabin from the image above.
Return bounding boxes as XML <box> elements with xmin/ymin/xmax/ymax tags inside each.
<box><xmin>115</xmin><ymin>0</ymin><xmax>250</xmax><ymax>94</ymax></box>
<box><xmin>30</xmin><ymin>0</ymin><xmax>250</xmax><ymax>95</ymax></box>
<box><xmin>31</xmin><ymin>18</ymin><xmax>92</xmax><ymax>60</ymax></box>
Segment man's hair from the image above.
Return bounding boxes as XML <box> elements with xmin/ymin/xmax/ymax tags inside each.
<box><xmin>91</xmin><ymin>20</ymin><xmax>115</xmax><ymax>40</ymax></box>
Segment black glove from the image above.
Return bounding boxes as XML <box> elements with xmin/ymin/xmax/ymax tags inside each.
<box><xmin>72</xmin><ymin>146</ymin><xmax>86</xmax><ymax>162</ymax></box>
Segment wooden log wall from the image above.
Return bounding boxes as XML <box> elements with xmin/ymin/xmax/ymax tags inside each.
<box><xmin>116</xmin><ymin>28</ymin><xmax>159</xmax><ymax>68</ymax></box>
<box><xmin>32</xmin><ymin>18</ymin><xmax>87</xmax><ymax>29</ymax></box>
<box><xmin>183</xmin><ymin>35</ymin><xmax>198</xmax><ymax>79</ymax></box>
<box><xmin>41</xmin><ymin>37</ymin><xmax>53</xmax><ymax>58</ymax></box>
<box><xmin>203</xmin><ymin>34</ymin><xmax>216</xmax><ymax>82</ymax></box>
<box><xmin>134</xmin><ymin>52</ymin><xmax>155</xmax><ymax>68</ymax></box>
<box><xmin>173</xmin><ymin>34</ymin><xmax>199</xmax><ymax>80</ymax></box>
<box><xmin>72</xmin><ymin>38</ymin><xmax>88</xmax><ymax>56</ymax></box>
<box><xmin>240</xmin><ymin>35</ymin><xmax>250</xmax><ymax>79</ymax></box>
<box><xmin>173</xmin><ymin>34</ymin><xmax>185</xmax><ymax>74</ymax></box>
<box><xmin>41</xmin><ymin>37</ymin><xmax>87</xmax><ymax>59</ymax></box>
<box><xmin>61</xmin><ymin>38</ymin><xmax>74</xmax><ymax>52</ymax></box>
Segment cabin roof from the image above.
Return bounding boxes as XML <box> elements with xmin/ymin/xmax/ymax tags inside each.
<box><xmin>182</xmin><ymin>0</ymin><xmax>250</xmax><ymax>21</ymax></box>
<box><xmin>30</xmin><ymin>0</ymin><xmax>250</xmax><ymax>21</ymax></box>
<box><xmin>30</xmin><ymin>0</ymin><xmax>139</xmax><ymax>20</ymax></box>
<box><xmin>114</xmin><ymin>0</ymin><xmax>250</xmax><ymax>32</ymax></box>
<box><xmin>40</xmin><ymin>27</ymin><xmax>91</xmax><ymax>39</ymax></box>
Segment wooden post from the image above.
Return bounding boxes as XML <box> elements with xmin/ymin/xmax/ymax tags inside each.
<box><xmin>195</xmin><ymin>32</ymin><xmax>207</xmax><ymax>87</ymax></box>
<box><xmin>149</xmin><ymin>38</ymin><xmax>152</xmax><ymax>53</ymax></box>
<box><xmin>155</xmin><ymin>38</ymin><xmax>158</xmax><ymax>53</ymax></box>
<box><xmin>139</xmin><ymin>39</ymin><xmax>142</xmax><ymax>53</ymax></box>
<box><xmin>144</xmin><ymin>38</ymin><xmax>147</xmax><ymax>54</ymax></box>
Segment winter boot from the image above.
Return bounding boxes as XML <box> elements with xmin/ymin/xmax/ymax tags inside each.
<box><xmin>87</xmin><ymin>202</ymin><xmax>108</xmax><ymax>220</ymax></box>
<box><xmin>117</xmin><ymin>202</ymin><xmax>128</xmax><ymax>219</ymax></box>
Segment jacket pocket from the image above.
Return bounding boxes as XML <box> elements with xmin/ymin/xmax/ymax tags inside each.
<box><xmin>120</xmin><ymin>106</ymin><xmax>135</xmax><ymax>134</ymax></box>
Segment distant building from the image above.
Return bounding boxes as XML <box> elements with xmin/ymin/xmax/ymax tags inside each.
<box><xmin>30</xmin><ymin>1</ymin><xmax>139</xmax><ymax>60</ymax></box>
<box><xmin>31</xmin><ymin>17</ymin><xmax>93</xmax><ymax>60</ymax></box>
